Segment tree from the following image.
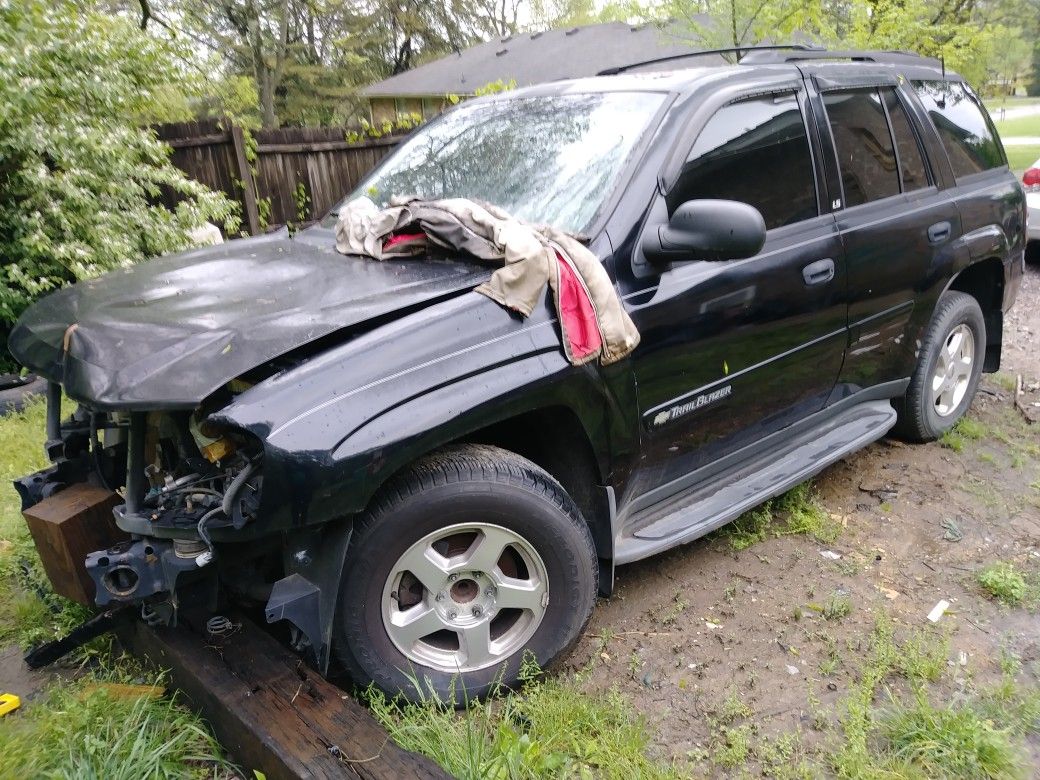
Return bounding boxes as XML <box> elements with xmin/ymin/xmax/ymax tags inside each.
<box><xmin>0</xmin><ymin>0</ymin><xmax>238</xmax><ymax>353</ymax></box>
<box><xmin>650</xmin><ymin>0</ymin><xmax>833</xmax><ymax>54</ymax></box>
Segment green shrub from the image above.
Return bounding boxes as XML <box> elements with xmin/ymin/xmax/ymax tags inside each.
<box><xmin>0</xmin><ymin>0</ymin><xmax>237</xmax><ymax>364</ymax></box>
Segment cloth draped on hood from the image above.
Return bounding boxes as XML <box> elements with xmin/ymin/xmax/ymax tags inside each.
<box><xmin>334</xmin><ymin>197</ymin><xmax>640</xmax><ymax>366</ymax></box>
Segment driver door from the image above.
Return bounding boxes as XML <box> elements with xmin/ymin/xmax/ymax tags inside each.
<box><xmin>623</xmin><ymin>89</ymin><xmax>848</xmax><ymax>505</ymax></box>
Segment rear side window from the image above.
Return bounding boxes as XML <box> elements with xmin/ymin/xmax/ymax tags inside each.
<box><xmin>912</xmin><ymin>80</ymin><xmax>1005</xmax><ymax>177</ymax></box>
<box><xmin>882</xmin><ymin>88</ymin><xmax>930</xmax><ymax>191</ymax></box>
<box><xmin>823</xmin><ymin>89</ymin><xmax>900</xmax><ymax>207</ymax></box>
<box><xmin>670</xmin><ymin>93</ymin><xmax>818</xmax><ymax>230</ymax></box>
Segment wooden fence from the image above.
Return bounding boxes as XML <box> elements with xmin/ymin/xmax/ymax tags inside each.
<box><xmin>155</xmin><ymin>120</ymin><xmax>402</xmax><ymax>234</ymax></box>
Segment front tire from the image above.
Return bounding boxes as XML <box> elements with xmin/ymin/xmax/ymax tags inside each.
<box><xmin>333</xmin><ymin>444</ymin><xmax>597</xmax><ymax>701</ymax></box>
<box><xmin>894</xmin><ymin>291</ymin><xmax>985</xmax><ymax>442</ymax></box>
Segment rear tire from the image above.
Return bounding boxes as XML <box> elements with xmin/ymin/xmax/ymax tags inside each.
<box><xmin>332</xmin><ymin>444</ymin><xmax>597</xmax><ymax>702</ymax></box>
<box><xmin>894</xmin><ymin>291</ymin><xmax>985</xmax><ymax>442</ymax></box>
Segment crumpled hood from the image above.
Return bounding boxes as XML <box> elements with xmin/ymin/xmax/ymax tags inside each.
<box><xmin>8</xmin><ymin>228</ymin><xmax>490</xmax><ymax>409</ymax></box>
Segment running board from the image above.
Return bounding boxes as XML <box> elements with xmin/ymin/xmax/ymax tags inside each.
<box><xmin>614</xmin><ymin>400</ymin><xmax>897</xmax><ymax>564</ymax></box>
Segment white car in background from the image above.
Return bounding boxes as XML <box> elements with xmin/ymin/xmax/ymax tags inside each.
<box><xmin>1025</xmin><ymin>158</ymin><xmax>1040</xmax><ymax>246</ymax></box>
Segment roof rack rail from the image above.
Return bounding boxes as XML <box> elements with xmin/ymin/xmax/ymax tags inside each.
<box><xmin>739</xmin><ymin>47</ymin><xmax>941</xmax><ymax>68</ymax></box>
<box><xmin>596</xmin><ymin>43</ymin><xmax>823</xmax><ymax>76</ymax></box>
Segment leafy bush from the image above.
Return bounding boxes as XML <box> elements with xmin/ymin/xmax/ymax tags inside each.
<box><xmin>0</xmin><ymin>0</ymin><xmax>238</xmax><ymax>364</ymax></box>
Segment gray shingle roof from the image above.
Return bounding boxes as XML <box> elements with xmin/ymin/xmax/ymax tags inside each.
<box><xmin>361</xmin><ymin>21</ymin><xmax>718</xmax><ymax>98</ymax></box>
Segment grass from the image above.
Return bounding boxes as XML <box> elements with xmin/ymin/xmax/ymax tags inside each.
<box><xmin>0</xmin><ymin>399</ymin><xmax>96</xmax><ymax>651</ymax></box>
<box><xmin>984</xmin><ymin>96</ymin><xmax>1040</xmax><ymax>111</ymax></box>
<box><xmin>881</xmin><ymin>694</ymin><xmax>1025</xmax><ymax>779</ymax></box>
<box><xmin>0</xmin><ymin>402</ymin><xmax>237</xmax><ymax>777</ymax></box>
<box><xmin>993</xmin><ymin>115</ymin><xmax>1040</xmax><ymax>137</ymax></box>
<box><xmin>716</xmin><ymin>481</ymin><xmax>840</xmax><ymax>551</ymax></box>
<box><xmin>826</xmin><ymin>615</ymin><xmax>1038</xmax><ymax>779</ymax></box>
<box><xmin>0</xmin><ymin>669</ymin><xmax>233</xmax><ymax>778</ymax></box>
<box><xmin>366</xmin><ymin>660</ymin><xmax>680</xmax><ymax>779</ymax></box>
<box><xmin>1004</xmin><ymin>144</ymin><xmax>1040</xmax><ymax>174</ymax></box>
<box><xmin>939</xmin><ymin>415</ymin><xmax>987</xmax><ymax>453</ymax></box>
<box><xmin>977</xmin><ymin>562</ymin><xmax>1040</xmax><ymax>608</ymax></box>
<box><xmin>820</xmin><ymin>591</ymin><xmax>853</xmax><ymax>621</ymax></box>
<box><xmin>698</xmin><ymin>691</ymin><xmax>815</xmax><ymax>777</ymax></box>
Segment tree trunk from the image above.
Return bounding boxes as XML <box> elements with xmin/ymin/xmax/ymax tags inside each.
<box><xmin>259</xmin><ymin>71</ymin><xmax>278</xmax><ymax>129</ymax></box>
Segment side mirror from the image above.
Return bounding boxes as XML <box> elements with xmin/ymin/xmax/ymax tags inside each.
<box><xmin>642</xmin><ymin>199</ymin><xmax>766</xmax><ymax>264</ymax></box>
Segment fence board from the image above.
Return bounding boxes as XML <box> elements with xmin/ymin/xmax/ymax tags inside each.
<box><xmin>155</xmin><ymin>121</ymin><xmax>400</xmax><ymax>234</ymax></box>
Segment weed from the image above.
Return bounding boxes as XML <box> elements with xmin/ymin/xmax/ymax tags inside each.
<box><xmin>940</xmin><ymin>416</ymin><xmax>987</xmax><ymax>452</ymax></box>
<box><xmin>895</xmin><ymin>631</ymin><xmax>949</xmax><ymax>683</ymax></box>
<box><xmin>940</xmin><ymin>429</ymin><xmax>966</xmax><ymax>452</ymax></box>
<box><xmin>819</xmin><ymin>657</ymin><xmax>840</xmax><ymax>676</ymax></box>
<box><xmin>977</xmin><ymin>562</ymin><xmax>1038</xmax><ymax>607</ymax></box>
<box><xmin>822</xmin><ymin>592</ymin><xmax>853</xmax><ymax>621</ymax></box>
<box><xmin>627</xmin><ymin>651</ymin><xmax>642</xmax><ymax>680</ymax></box>
<box><xmin>716</xmin><ymin>481</ymin><xmax>839</xmax><ymax>551</ymax></box>
<box><xmin>659</xmin><ymin>591</ymin><xmax>688</xmax><ymax>625</ymax></box>
<box><xmin>818</xmin><ymin>633</ymin><xmax>842</xmax><ymax>676</ymax></box>
<box><xmin>711</xmin><ymin>723</ymin><xmax>753</xmax><ymax>767</ymax></box>
<box><xmin>716</xmin><ymin>689</ymin><xmax>754</xmax><ymax>724</ymax></box>
<box><xmin>991</xmin><ymin>372</ymin><xmax>1018</xmax><ymax>392</ymax></box>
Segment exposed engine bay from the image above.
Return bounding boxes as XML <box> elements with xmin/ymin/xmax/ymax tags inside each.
<box><xmin>14</xmin><ymin>382</ymin><xmax>288</xmax><ymax>636</ymax></box>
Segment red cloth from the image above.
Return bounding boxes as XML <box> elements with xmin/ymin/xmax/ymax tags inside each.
<box><xmin>554</xmin><ymin>249</ymin><xmax>602</xmax><ymax>362</ymax></box>
<box><xmin>382</xmin><ymin>231</ymin><xmax>427</xmax><ymax>253</ymax></box>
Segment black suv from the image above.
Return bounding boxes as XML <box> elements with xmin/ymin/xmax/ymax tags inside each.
<box><xmin>10</xmin><ymin>46</ymin><xmax>1025</xmax><ymax>699</ymax></box>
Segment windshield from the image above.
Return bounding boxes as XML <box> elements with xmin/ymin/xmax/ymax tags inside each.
<box><xmin>344</xmin><ymin>92</ymin><xmax>665</xmax><ymax>233</ymax></box>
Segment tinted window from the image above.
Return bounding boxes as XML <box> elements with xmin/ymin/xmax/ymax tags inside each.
<box><xmin>671</xmin><ymin>93</ymin><xmax>818</xmax><ymax>230</ymax></box>
<box><xmin>882</xmin><ymin>88</ymin><xmax>930</xmax><ymax>191</ymax></box>
<box><xmin>912</xmin><ymin>80</ymin><xmax>1005</xmax><ymax>177</ymax></box>
<box><xmin>823</xmin><ymin>89</ymin><xmax>899</xmax><ymax>207</ymax></box>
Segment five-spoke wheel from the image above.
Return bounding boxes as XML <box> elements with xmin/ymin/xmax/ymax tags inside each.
<box><xmin>382</xmin><ymin>523</ymin><xmax>548</xmax><ymax>673</ymax></box>
<box><xmin>333</xmin><ymin>445</ymin><xmax>597</xmax><ymax>701</ymax></box>
<box><xmin>896</xmin><ymin>290</ymin><xmax>985</xmax><ymax>441</ymax></box>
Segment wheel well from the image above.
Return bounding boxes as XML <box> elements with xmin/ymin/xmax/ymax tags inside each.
<box><xmin>457</xmin><ymin>407</ymin><xmax>613</xmax><ymax>570</ymax></box>
<box><xmin>948</xmin><ymin>258</ymin><xmax>1004</xmax><ymax>372</ymax></box>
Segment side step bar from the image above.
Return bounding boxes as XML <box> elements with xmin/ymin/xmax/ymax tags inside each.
<box><xmin>615</xmin><ymin>400</ymin><xmax>897</xmax><ymax>564</ymax></box>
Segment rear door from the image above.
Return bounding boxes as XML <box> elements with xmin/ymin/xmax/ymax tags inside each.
<box><xmin>623</xmin><ymin>88</ymin><xmax>847</xmax><ymax>504</ymax></box>
<box><xmin>810</xmin><ymin>75</ymin><xmax>962</xmax><ymax>390</ymax></box>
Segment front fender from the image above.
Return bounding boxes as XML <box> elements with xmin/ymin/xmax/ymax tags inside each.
<box><xmin>213</xmin><ymin>291</ymin><xmax>632</xmax><ymax>535</ymax></box>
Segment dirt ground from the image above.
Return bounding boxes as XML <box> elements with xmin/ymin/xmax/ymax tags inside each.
<box><xmin>570</xmin><ymin>261</ymin><xmax>1040</xmax><ymax>772</ymax></box>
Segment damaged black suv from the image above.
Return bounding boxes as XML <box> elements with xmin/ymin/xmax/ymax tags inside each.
<box><xmin>10</xmin><ymin>46</ymin><xmax>1025</xmax><ymax>699</ymax></box>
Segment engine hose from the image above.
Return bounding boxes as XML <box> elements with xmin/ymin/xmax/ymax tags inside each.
<box><xmin>195</xmin><ymin>506</ymin><xmax>224</xmax><ymax>567</ymax></box>
<box><xmin>221</xmin><ymin>459</ymin><xmax>257</xmax><ymax>519</ymax></box>
<box><xmin>194</xmin><ymin>460</ymin><xmax>257</xmax><ymax>567</ymax></box>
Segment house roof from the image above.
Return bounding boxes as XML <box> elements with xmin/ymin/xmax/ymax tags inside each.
<box><xmin>361</xmin><ymin>20</ymin><xmax>719</xmax><ymax>98</ymax></box>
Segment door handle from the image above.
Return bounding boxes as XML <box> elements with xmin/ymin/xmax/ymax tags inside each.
<box><xmin>927</xmin><ymin>221</ymin><xmax>952</xmax><ymax>245</ymax></box>
<box><xmin>802</xmin><ymin>258</ymin><xmax>835</xmax><ymax>286</ymax></box>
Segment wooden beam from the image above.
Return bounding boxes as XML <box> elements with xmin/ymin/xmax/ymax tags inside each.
<box><xmin>117</xmin><ymin>615</ymin><xmax>449</xmax><ymax>780</ymax></box>
<box><xmin>23</xmin><ymin>484</ymin><xmax>126</xmax><ymax>605</ymax></box>
<box><xmin>165</xmin><ymin>133</ymin><xmax>232</xmax><ymax>149</ymax></box>
<box><xmin>230</xmin><ymin>124</ymin><xmax>262</xmax><ymax>236</ymax></box>
<box><xmin>256</xmin><ymin>137</ymin><xmax>400</xmax><ymax>154</ymax></box>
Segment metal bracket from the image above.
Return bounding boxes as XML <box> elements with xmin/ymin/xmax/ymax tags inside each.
<box><xmin>266</xmin><ymin>520</ymin><xmax>353</xmax><ymax>673</ymax></box>
<box><xmin>265</xmin><ymin>574</ymin><xmax>323</xmax><ymax>663</ymax></box>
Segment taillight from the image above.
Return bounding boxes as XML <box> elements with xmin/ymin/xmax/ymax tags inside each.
<box><xmin>1024</xmin><ymin>167</ymin><xmax>1040</xmax><ymax>190</ymax></box>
